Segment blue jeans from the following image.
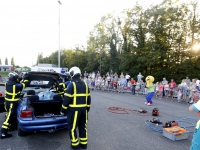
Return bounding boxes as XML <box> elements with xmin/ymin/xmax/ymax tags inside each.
<box><xmin>196</xmin><ymin>86</ymin><xmax>200</xmax><ymax>91</ymax></box>
<box><xmin>190</xmin><ymin>126</ymin><xmax>200</xmax><ymax>150</ymax></box>
<box><xmin>132</xmin><ymin>85</ymin><xmax>136</xmax><ymax>94</ymax></box>
<box><xmin>146</xmin><ymin>92</ymin><xmax>154</xmax><ymax>103</ymax></box>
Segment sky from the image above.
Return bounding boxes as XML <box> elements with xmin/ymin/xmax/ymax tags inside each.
<box><xmin>0</xmin><ymin>0</ymin><xmax>169</xmax><ymax>67</ymax></box>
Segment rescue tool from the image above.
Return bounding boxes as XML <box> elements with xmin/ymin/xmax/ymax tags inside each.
<box><xmin>145</xmin><ymin>117</ymin><xmax>197</xmax><ymax>141</ymax></box>
<box><xmin>107</xmin><ymin>106</ymin><xmax>159</xmax><ymax>116</ymax></box>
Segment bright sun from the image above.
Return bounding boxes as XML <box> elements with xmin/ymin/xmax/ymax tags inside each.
<box><xmin>192</xmin><ymin>44</ymin><xmax>200</xmax><ymax>51</ymax></box>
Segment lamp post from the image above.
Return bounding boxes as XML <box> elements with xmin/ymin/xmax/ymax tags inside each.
<box><xmin>58</xmin><ymin>0</ymin><xmax>62</xmax><ymax>68</ymax></box>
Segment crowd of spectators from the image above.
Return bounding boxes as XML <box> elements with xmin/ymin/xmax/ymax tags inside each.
<box><xmin>83</xmin><ymin>70</ymin><xmax>200</xmax><ymax>104</ymax></box>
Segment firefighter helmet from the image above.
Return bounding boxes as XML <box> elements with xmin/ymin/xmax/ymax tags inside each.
<box><xmin>8</xmin><ymin>72</ymin><xmax>19</xmax><ymax>81</ymax></box>
<box><xmin>69</xmin><ymin>66</ymin><xmax>81</xmax><ymax>77</ymax></box>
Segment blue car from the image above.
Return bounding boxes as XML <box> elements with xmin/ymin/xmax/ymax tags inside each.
<box><xmin>0</xmin><ymin>71</ymin><xmax>68</xmax><ymax>136</ymax></box>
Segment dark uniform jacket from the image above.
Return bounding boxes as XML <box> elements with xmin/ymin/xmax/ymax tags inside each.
<box><xmin>5</xmin><ymin>79</ymin><xmax>28</xmax><ymax>102</ymax></box>
<box><xmin>61</xmin><ymin>77</ymin><xmax>91</xmax><ymax>113</ymax></box>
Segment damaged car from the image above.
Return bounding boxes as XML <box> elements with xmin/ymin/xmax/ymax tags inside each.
<box><xmin>0</xmin><ymin>71</ymin><xmax>68</xmax><ymax>136</ymax></box>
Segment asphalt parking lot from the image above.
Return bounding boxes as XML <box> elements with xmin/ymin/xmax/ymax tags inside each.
<box><xmin>0</xmin><ymin>89</ymin><xmax>199</xmax><ymax>150</ymax></box>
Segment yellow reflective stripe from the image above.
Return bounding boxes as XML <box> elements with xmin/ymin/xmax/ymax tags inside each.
<box><xmin>5</xmin><ymin>98</ymin><xmax>19</xmax><ymax>101</ymax></box>
<box><xmin>5</xmin><ymin>91</ymin><xmax>20</xmax><ymax>95</ymax></box>
<box><xmin>3</xmin><ymin>121</ymin><xmax>9</xmax><ymax>126</ymax></box>
<box><xmin>64</xmin><ymin>93</ymin><xmax>73</xmax><ymax>97</ymax></box>
<box><xmin>72</xmin><ymin>142</ymin><xmax>79</xmax><ymax>146</ymax></box>
<box><xmin>72</xmin><ymin>82</ymin><xmax>76</xmax><ymax>105</ymax></box>
<box><xmin>22</xmin><ymin>83</ymin><xmax>25</xmax><ymax>89</ymax></box>
<box><xmin>12</xmin><ymin>85</ymin><xmax>16</xmax><ymax>100</ymax></box>
<box><xmin>64</xmin><ymin>93</ymin><xmax>90</xmax><ymax>97</ymax></box>
<box><xmin>58</xmin><ymin>91</ymin><xmax>64</xmax><ymax>95</ymax></box>
<box><xmin>69</xmin><ymin>104</ymin><xmax>87</xmax><ymax>107</ymax></box>
<box><xmin>2</xmin><ymin>125</ymin><xmax>8</xmax><ymax>129</ymax></box>
<box><xmin>61</xmin><ymin>83</ymin><xmax>66</xmax><ymax>89</ymax></box>
<box><xmin>80</xmin><ymin>141</ymin><xmax>87</xmax><ymax>144</ymax></box>
<box><xmin>75</xmin><ymin>94</ymin><xmax>90</xmax><ymax>96</ymax></box>
<box><xmin>4</xmin><ymin>102</ymin><xmax>7</xmax><ymax>111</ymax></box>
<box><xmin>3</xmin><ymin>123</ymin><xmax>9</xmax><ymax>126</ymax></box>
<box><xmin>4</xmin><ymin>103</ymin><xmax>13</xmax><ymax>126</ymax></box>
<box><xmin>87</xmin><ymin>105</ymin><xmax>90</xmax><ymax>107</ymax></box>
<box><xmin>62</xmin><ymin>104</ymin><xmax>68</xmax><ymax>109</ymax></box>
<box><xmin>71</xmin><ymin>111</ymin><xmax>78</xmax><ymax>142</ymax></box>
<box><xmin>71</xmin><ymin>138</ymin><xmax>78</xmax><ymax>142</ymax></box>
<box><xmin>80</xmin><ymin>137</ymin><xmax>87</xmax><ymax>141</ymax></box>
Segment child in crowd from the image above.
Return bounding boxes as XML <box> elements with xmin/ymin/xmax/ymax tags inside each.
<box><xmin>169</xmin><ymin>79</ymin><xmax>177</xmax><ymax>101</ymax></box>
<box><xmin>95</xmin><ymin>79</ymin><xmax>99</xmax><ymax>90</ymax></box>
<box><xmin>189</xmin><ymin>89</ymin><xmax>200</xmax><ymax>104</ymax></box>
<box><xmin>154</xmin><ymin>82</ymin><xmax>159</xmax><ymax>98</ymax></box>
<box><xmin>127</xmin><ymin>81</ymin><xmax>131</xmax><ymax>91</ymax></box>
<box><xmin>117</xmin><ymin>79</ymin><xmax>122</xmax><ymax>93</ymax></box>
<box><xmin>113</xmin><ymin>80</ymin><xmax>118</xmax><ymax>92</ymax></box>
<box><xmin>101</xmin><ymin>78</ymin><xmax>105</xmax><ymax>91</ymax></box>
<box><xmin>188</xmin><ymin>82</ymin><xmax>195</xmax><ymax>103</ymax></box>
<box><xmin>135</xmin><ymin>81</ymin><xmax>141</xmax><ymax>96</ymax></box>
<box><xmin>104</xmin><ymin>79</ymin><xmax>109</xmax><ymax>91</ymax></box>
<box><xmin>164</xmin><ymin>81</ymin><xmax>170</xmax><ymax>100</ymax></box>
<box><xmin>121</xmin><ymin>77</ymin><xmax>127</xmax><ymax>93</ymax></box>
<box><xmin>158</xmin><ymin>82</ymin><xmax>163</xmax><ymax>99</ymax></box>
<box><xmin>181</xmin><ymin>79</ymin><xmax>187</xmax><ymax>102</ymax></box>
<box><xmin>109</xmin><ymin>80</ymin><xmax>114</xmax><ymax>91</ymax></box>
<box><xmin>177</xmin><ymin>85</ymin><xmax>183</xmax><ymax>102</ymax></box>
<box><xmin>91</xmin><ymin>79</ymin><xmax>95</xmax><ymax>91</ymax></box>
<box><xmin>86</xmin><ymin>78</ymin><xmax>90</xmax><ymax>87</ymax></box>
<box><xmin>140</xmin><ymin>80</ymin><xmax>146</xmax><ymax>95</ymax></box>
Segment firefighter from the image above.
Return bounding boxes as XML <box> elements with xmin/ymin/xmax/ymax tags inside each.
<box><xmin>1</xmin><ymin>72</ymin><xmax>29</xmax><ymax>139</ymax></box>
<box><xmin>55</xmin><ymin>78</ymin><xmax>66</xmax><ymax>97</ymax></box>
<box><xmin>61</xmin><ymin>66</ymin><xmax>91</xmax><ymax>149</ymax></box>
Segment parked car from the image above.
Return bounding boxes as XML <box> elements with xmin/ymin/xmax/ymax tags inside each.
<box><xmin>0</xmin><ymin>71</ymin><xmax>68</xmax><ymax>136</ymax></box>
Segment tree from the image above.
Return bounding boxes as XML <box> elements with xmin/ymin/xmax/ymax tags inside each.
<box><xmin>5</xmin><ymin>57</ymin><xmax>8</xmax><ymax>65</ymax></box>
<box><xmin>11</xmin><ymin>57</ymin><xmax>15</xmax><ymax>66</ymax></box>
<box><xmin>0</xmin><ymin>58</ymin><xmax>1</xmax><ymax>65</ymax></box>
<box><xmin>36</xmin><ymin>53</ymin><xmax>44</xmax><ymax>65</ymax></box>
<box><xmin>36</xmin><ymin>0</ymin><xmax>200</xmax><ymax>82</ymax></box>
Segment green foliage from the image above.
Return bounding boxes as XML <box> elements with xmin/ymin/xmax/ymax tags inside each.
<box><xmin>0</xmin><ymin>71</ymin><xmax>9</xmax><ymax>77</ymax></box>
<box><xmin>37</xmin><ymin>0</ymin><xmax>200</xmax><ymax>82</ymax></box>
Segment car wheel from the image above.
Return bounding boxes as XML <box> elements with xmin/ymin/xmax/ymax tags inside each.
<box><xmin>17</xmin><ymin>126</ymin><xmax>27</xmax><ymax>136</ymax></box>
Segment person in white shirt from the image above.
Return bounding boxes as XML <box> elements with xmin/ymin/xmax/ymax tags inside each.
<box><xmin>125</xmin><ymin>73</ymin><xmax>130</xmax><ymax>83</ymax></box>
<box><xmin>196</xmin><ymin>78</ymin><xmax>200</xmax><ymax>91</ymax></box>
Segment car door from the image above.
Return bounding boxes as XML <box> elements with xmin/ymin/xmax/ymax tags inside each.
<box><xmin>0</xmin><ymin>83</ymin><xmax>5</xmax><ymax>113</ymax></box>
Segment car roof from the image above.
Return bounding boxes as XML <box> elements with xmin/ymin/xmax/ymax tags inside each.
<box><xmin>26</xmin><ymin>71</ymin><xmax>60</xmax><ymax>88</ymax></box>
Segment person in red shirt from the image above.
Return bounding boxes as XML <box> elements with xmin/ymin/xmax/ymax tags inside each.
<box><xmin>130</xmin><ymin>78</ymin><xmax>136</xmax><ymax>95</ymax></box>
<box><xmin>169</xmin><ymin>79</ymin><xmax>176</xmax><ymax>101</ymax></box>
